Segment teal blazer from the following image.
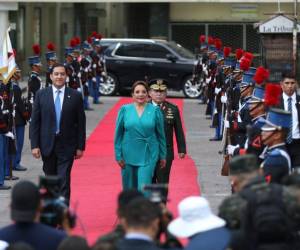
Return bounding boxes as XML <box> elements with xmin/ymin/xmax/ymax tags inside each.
<box><xmin>114</xmin><ymin>103</ymin><xmax>166</xmax><ymax>167</ymax></box>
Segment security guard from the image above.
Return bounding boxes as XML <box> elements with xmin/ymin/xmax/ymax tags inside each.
<box><xmin>149</xmin><ymin>79</ymin><xmax>186</xmax><ymax>191</ymax></box>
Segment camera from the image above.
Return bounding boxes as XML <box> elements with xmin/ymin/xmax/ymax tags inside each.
<box><xmin>39</xmin><ymin>176</ymin><xmax>76</xmax><ymax>229</ymax></box>
<box><xmin>143</xmin><ymin>184</ymin><xmax>168</xmax><ymax>204</ymax></box>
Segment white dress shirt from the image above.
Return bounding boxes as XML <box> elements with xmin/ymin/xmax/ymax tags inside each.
<box><xmin>283</xmin><ymin>92</ymin><xmax>300</xmax><ymax>139</ymax></box>
<box><xmin>52</xmin><ymin>85</ymin><xmax>65</xmax><ymax>110</ymax></box>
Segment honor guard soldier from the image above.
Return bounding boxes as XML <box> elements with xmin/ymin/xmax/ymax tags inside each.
<box><xmin>260</xmin><ymin>108</ymin><xmax>292</xmax><ymax>183</ymax></box>
<box><xmin>45</xmin><ymin>42</ymin><xmax>57</xmax><ymax>87</ymax></box>
<box><xmin>28</xmin><ymin>44</ymin><xmax>42</xmax><ymax>103</ymax></box>
<box><xmin>11</xmin><ymin>68</ymin><xmax>28</xmax><ymax>172</ymax></box>
<box><xmin>91</xmin><ymin>37</ymin><xmax>106</xmax><ymax>104</ymax></box>
<box><xmin>80</xmin><ymin>41</ymin><xmax>93</xmax><ymax>110</ymax></box>
<box><xmin>149</xmin><ymin>79</ymin><xmax>186</xmax><ymax>195</ymax></box>
<box><xmin>228</xmin><ymin>86</ymin><xmax>267</xmax><ymax>160</ymax></box>
<box><xmin>0</xmin><ymin>80</ymin><xmax>19</xmax><ymax>182</ymax></box>
<box><xmin>0</xmin><ymin>80</ymin><xmax>11</xmax><ymax>190</ymax></box>
<box><xmin>64</xmin><ymin>47</ymin><xmax>79</xmax><ymax>90</ymax></box>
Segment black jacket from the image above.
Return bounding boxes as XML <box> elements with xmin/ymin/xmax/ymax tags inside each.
<box><xmin>30</xmin><ymin>86</ymin><xmax>86</xmax><ymax>157</ymax></box>
<box><xmin>0</xmin><ymin>222</ymin><xmax>67</xmax><ymax>250</ymax></box>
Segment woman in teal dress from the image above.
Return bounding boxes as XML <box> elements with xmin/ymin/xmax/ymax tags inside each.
<box><xmin>114</xmin><ymin>81</ymin><xmax>167</xmax><ymax>191</ymax></box>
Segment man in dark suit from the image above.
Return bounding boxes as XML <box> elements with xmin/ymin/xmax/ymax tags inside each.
<box><xmin>278</xmin><ymin>71</ymin><xmax>300</xmax><ymax>169</ymax></box>
<box><xmin>30</xmin><ymin>63</ymin><xmax>86</xmax><ymax>204</ymax></box>
<box><xmin>149</xmin><ymin>79</ymin><xmax>186</xmax><ymax>189</ymax></box>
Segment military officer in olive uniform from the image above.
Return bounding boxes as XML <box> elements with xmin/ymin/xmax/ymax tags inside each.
<box><xmin>149</xmin><ymin>79</ymin><xmax>186</xmax><ymax>189</ymax></box>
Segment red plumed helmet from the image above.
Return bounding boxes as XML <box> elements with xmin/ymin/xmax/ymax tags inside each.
<box><xmin>69</xmin><ymin>38</ymin><xmax>77</xmax><ymax>48</ymax></box>
<box><xmin>253</xmin><ymin>66</ymin><xmax>270</xmax><ymax>85</ymax></box>
<box><xmin>240</xmin><ymin>58</ymin><xmax>251</xmax><ymax>71</ymax></box>
<box><xmin>214</xmin><ymin>38</ymin><xmax>222</xmax><ymax>50</ymax></box>
<box><xmin>199</xmin><ymin>35</ymin><xmax>206</xmax><ymax>43</ymax></box>
<box><xmin>91</xmin><ymin>31</ymin><xmax>98</xmax><ymax>37</ymax></box>
<box><xmin>235</xmin><ymin>48</ymin><xmax>244</xmax><ymax>60</ymax></box>
<box><xmin>13</xmin><ymin>49</ymin><xmax>17</xmax><ymax>57</ymax></box>
<box><xmin>32</xmin><ymin>44</ymin><xmax>41</xmax><ymax>55</ymax></box>
<box><xmin>47</xmin><ymin>42</ymin><xmax>56</xmax><ymax>51</ymax></box>
<box><xmin>223</xmin><ymin>47</ymin><xmax>232</xmax><ymax>58</ymax></box>
<box><xmin>74</xmin><ymin>37</ymin><xmax>81</xmax><ymax>45</ymax></box>
<box><xmin>208</xmin><ymin>36</ymin><xmax>214</xmax><ymax>45</ymax></box>
<box><xmin>243</xmin><ymin>52</ymin><xmax>254</xmax><ymax>62</ymax></box>
<box><xmin>95</xmin><ymin>33</ymin><xmax>103</xmax><ymax>39</ymax></box>
<box><xmin>264</xmin><ymin>83</ymin><xmax>282</xmax><ymax>107</ymax></box>
<box><xmin>87</xmin><ymin>36</ymin><xmax>93</xmax><ymax>44</ymax></box>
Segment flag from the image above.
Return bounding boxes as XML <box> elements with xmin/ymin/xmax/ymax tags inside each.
<box><xmin>0</xmin><ymin>27</ymin><xmax>16</xmax><ymax>84</ymax></box>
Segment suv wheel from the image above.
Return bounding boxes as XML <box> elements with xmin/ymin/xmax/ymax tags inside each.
<box><xmin>99</xmin><ymin>73</ymin><xmax>118</xmax><ymax>96</ymax></box>
<box><xmin>182</xmin><ymin>75</ymin><xmax>202</xmax><ymax>99</ymax></box>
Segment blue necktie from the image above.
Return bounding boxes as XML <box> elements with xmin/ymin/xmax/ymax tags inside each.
<box><xmin>55</xmin><ymin>90</ymin><xmax>61</xmax><ymax>133</ymax></box>
<box><xmin>287</xmin><ymin>97</ymin><xmax>293</xmax><ymax>144</ymax></box>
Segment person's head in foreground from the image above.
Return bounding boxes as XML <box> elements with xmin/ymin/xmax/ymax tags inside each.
<box><xmin>10</xmin><ymin>180</ymin><xmax>41</xmax><ymax>223</ymax></box>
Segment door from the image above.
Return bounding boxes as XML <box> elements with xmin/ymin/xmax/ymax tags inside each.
<box><xmin>111</xmin><ymin>43</ymin><xmax>149</xmax><ymax>87</ymax></box>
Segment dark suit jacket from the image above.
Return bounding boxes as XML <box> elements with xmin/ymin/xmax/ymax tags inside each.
<box><xmin>0</xmin><ymin>222</ymin><xmax>67</xmax><ymax>250</ymax></box>
<box><xmin>30</xmin><ymin>86</ymin><xmax>86</xmax><ymax>157</ymax></box>
<box><xmin>117</xmin><ymin>239</ymin><xmax>163</xmax><ymax>250</ymax></box>
<box><xmin>160</xmin><ymin>101</ymin><xmax>186</xmax><ymax>160</ymax></box>
<box><xmin>278</xmin><ymin>94</ymin><xmax>300</xmax><ymax>126</ymax></box>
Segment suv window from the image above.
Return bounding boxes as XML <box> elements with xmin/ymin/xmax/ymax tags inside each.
<box><xmin>143</xmin><ymin>44</ymin><xmax>170</xmax><ymax>59</ymax></box>
<box><xmin>115</xmin><ymin>43</ymin><xmax>144</xmax><ymax>57</ymax></box>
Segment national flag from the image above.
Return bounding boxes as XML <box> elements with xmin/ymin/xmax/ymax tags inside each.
<box><xmin>0</xmin><ymin>27</ymin><xmax>16</xmax><ymax>84</ymax></box>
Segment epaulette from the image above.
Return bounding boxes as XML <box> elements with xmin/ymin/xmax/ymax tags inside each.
<box><xmin>165</xmin><ymin>101</ymin><xmax>178</xmax><ymax>109</ymax></box>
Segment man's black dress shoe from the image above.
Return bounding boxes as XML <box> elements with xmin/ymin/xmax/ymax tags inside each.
<box><xmin>0</xmin><ymin>185</ymin><xmax>11</xmax><ymax>190</ymax></box>
<box><xmin>13</xmin><ymin>165</ymin><xmax>27</xmax><ymax>171</ymax></box>
<box><xmin>209</xmin><ymin>137</ymin><xmax>222</xmax><ymax>141</ymax></box>
<box><xmin>5</xmin><ymin>176</ymin><xmax>19</xmax><ymax>181</ymax></box>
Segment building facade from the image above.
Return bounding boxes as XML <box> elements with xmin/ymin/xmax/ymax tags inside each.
<box><xmin>1</xmin><ymin>1</ymin><xmax>299</xmax><ymax>73</ymax></box>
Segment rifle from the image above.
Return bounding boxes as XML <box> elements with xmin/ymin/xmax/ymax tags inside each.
<box><xmin>220</xmin><ymin>75</ymin><xmax>235</xmax><ymax>176</ymax></box>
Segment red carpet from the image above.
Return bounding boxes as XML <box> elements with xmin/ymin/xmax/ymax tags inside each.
<box><xmin>71</xmin><ymin>98</ymin><xmax>200</xmax><ymax>244</ymax></box>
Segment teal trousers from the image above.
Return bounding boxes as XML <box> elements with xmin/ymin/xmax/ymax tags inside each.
<box><xmin>121</xmin><ymin>164</ymin><xmax>154</xmax><ymax>191</ymax></box>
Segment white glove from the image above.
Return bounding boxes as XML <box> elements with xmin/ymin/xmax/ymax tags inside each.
<box><xmin>92</xmin><ymin>77</ymin><xmax>97</xmax><ymax>82</ymax></box>
<box><xmin>84</xmin><ymin>68</ymin><xmax>88</xmax><ymax>73</ymax></box>
<box><xmin>224</xmin><ymin>120</ymin><xmax>230</xmax><ymax>128</ymax></box>
<box><xmin>93</xmin><ymin>64</ymin><xmax>97</xmax><ymax>69</ymax></box>
<box><xmin>77</xmin><ymin>88</ymin><xmax>82</xmax><ymax>92</ymax></box>
<box><xmin>221</xmin><ymin>95</ymin><xmax>227</xmax><ymax>104</ymax></box>
<box><xmin>205</xmin><ymin>77</ymin><xmax>211</xmax><ymax>84</ymax></box>
<box><xmin>2</xmin><ymin>109</ymin><xmax>9</xmax><ymax>115</ymax></box>
<box><xmin>227</xmin><ymin>144</ymin><xmax>240</xmax><ymax>155</ymax></box>
<box><xmin>215</xmin><ymin>87</ymin><xmax>221</xmax><ymax>95</ymax></box>
<box><xmin>77</xmin><ymin>72</ymin><xmax>81</xmax><ymax>78</ymax></box>
<box><xmin>5</xmin><ymin>132</ymin><xmax>14</xmax><ymax>139</ymax></box>
<box><xmin>102</xmin><ymin>72</ymin><xmax>107</xmax><ymax>77</ymax></box>
<box><xmin>203</xmin><ymin>65</ymin><xmax>208</xmax><ymax>76</ymax></box>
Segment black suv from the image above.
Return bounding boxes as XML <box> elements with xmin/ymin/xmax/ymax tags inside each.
<box><xmin>100</xmin><ymin>39</ymin><xmax>200</xmax><ymax>98</ymax></box>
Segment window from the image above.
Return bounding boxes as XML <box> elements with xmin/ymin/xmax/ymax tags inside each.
<box><xmin>33</xmin><ymin>7</ymin><xmax>41</xmax><ymax>44</ymax></box>
<box><xmin>115</xmin><ymin>43</ymin><xmax>144</xmax><ymax>57</ymax></box>
<box><xmin>143</xmin><ymin>44</ymin><xmax>169</xmax><ymax>58</ymax></box>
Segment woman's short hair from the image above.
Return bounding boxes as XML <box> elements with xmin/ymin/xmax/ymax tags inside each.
<box><xmin>131</xmin><ymin>81</ymin><xmax>149</xmax><ymax>94</ymax></box>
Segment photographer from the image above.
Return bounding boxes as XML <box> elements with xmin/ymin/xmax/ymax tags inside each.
<box><xmin>0</xmin><ymin>180</ymin><xmax>67</xmax><ymax>250</ymax></box>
